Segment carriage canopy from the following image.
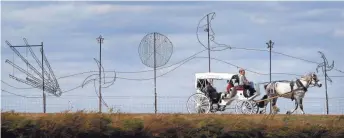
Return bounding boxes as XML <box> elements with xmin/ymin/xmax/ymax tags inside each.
<box><xmin>195</xmin><ymin>72</ymin><xmax>236</xmax><ymax>88</ymax></box>
<box><xmin>195</xmin><ymin>72</ymin><xmax>236</xmax><ymax>80</ymax></box>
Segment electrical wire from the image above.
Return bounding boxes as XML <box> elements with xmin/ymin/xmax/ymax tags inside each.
<box><xmin>1</xmin><ymin>80</ymin><xmax>34</xmax><ymax>89</ymax></box>
<box><xmin>1</xmin><ymin>89</ymin><xmax>41</xmax><ymax>98</ymax></box>
<box><xmin>102</xmin><ymin>56</ymin><xmax>344</xmax><ymax>81</ymax></box>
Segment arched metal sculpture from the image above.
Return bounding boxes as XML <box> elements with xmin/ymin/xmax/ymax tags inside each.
<box><xmin>196</xmin><ymin>12</ymin><xmax>232</xmax><ymax>72</ymax></box>
<box><xmin>138</xmin><ymin>32</ymin><xmax>174</xmax><ymax>114</ymax></box>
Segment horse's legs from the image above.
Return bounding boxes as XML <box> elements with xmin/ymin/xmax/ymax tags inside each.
<box><xmin>260</xmin><ymin>83</ymin><xmax>275</xmax><ymax>114</ymax></box>
<box><xmin>271</xmin><ymin>98</ymin><xmax>279</xmax><ymax>114</ymax></box>
<box><xmin>260</xmin><ymin>99</ymin><xmax>269</xmax><ymax>114</ymax></box>
<box><xmin>287</xmin><ymin>98</ymin><xmax>299</xmax><ymax>115</ymax></box>
<box><xmin>260</xmin><ymin>87</ymin><xmax>271</xmax><ymax>114</ymax></box>
<box><xmin>299</xmin><ymin>98</ymin><xmax>305</xmax><ymax>114</ymax></box>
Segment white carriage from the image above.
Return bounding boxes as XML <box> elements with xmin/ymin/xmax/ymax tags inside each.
<box><xmin>186</xmin><ymin>72</ymin><xmax>261</xmax><ymax>114</ymax></box>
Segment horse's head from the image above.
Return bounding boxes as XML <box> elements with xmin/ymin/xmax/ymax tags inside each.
<box><xmin>304</xmin><ymin>72</ymin><xmax>322</xmax><ymax>87</ymax></box>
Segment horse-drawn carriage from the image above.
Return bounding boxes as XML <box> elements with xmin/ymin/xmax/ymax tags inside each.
<box><xmin>186</xmin><ymin>72</ymin><xmax>322</xmax><ymax>115</ymax></box>
<box><xmin>186</xmin><ymin>72</ymin><xmax>262</xmax><ymax>114</ymax></box>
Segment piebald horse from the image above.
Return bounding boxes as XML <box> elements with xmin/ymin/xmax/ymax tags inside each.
<box><xmin>258</xmin><ymin>72</ymin><xmax>322</xmax><ymax>114</ymax></box>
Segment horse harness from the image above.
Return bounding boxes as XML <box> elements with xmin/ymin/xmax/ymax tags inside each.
<box><xmin>289</xmin><ymin>79</ymin><xmax>309</xmax><ymax>101</ymax></box>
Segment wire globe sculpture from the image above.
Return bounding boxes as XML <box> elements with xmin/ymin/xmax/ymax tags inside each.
<box><xmin>138</xmin><ymin>32</ymin><xmax>174</xmax><ymax>114</ymax></box>
<box><xmin>138</xmin><ymin>32</ymin><xmax>173</xmax><ymax>68</ymax></box>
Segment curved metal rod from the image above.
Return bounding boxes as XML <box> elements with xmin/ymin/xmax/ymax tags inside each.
<box><xmin>81</xmin><ymin>74</ymin><xmax>98</xmax><ymax>88</ymax></box>
<box><xmin>81</xmin><ymin>58</ymin><xmax>117</xmax><ymax>89</ymax></box>
<box><xmin>316</xmin><ymin>51</ymin><xmax>334</xmax><ymax>83</ymax></box>
<box><xmin>101</xmin><ymin>70</ymin><xmax>116</xmax><ymax>88</ymax></box>
<box><xmin>93</xmin><ymin>58</ymin><xmax>116</xmax><ymax>88</ymax></box>
<box><xmin>196</xmin><ymin>12</ymin><xmax>215</xmax><ymax>49</ymax></box>
<box><xmin>93</xmin><ymin>58</ymin><xmax>106</xmax><ymax>83</ymax></box>
<box><xmin>93</xmin><ymin>79</ymin><xmax>108</xmax><ymax>107</ymax></box>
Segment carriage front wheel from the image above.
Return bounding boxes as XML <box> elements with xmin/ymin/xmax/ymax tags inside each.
<box><xmin>186</xmin><ymin>93</ymin><xmax>211</xmax><ymax>114</ymax></box>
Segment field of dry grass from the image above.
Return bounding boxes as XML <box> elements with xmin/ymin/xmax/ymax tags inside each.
<box><xmin>2</xmin><ymin>111</ymin><xmax>344</xmax><ymax>138</ymax></box>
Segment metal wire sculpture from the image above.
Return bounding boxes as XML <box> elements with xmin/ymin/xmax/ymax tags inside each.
<box><xmin>316</xmin><ymin>51</ymin><xmax>334</xmax><ymax>114</ymax></box>
<box><xmin>196</xmin><ymin>12</ymin><xmax>232</xmax><ymax>72</ymax></box>
<box><xmin>80</xmin><ymin>58</ymin><xmax>117</xmax><ymax>111</ymax></box>
<box><xmin>138</xmin><ymin>32</ymin><xmax>174</xmax><ymax>114</ymax></box>
<box><xmin>81</xmin><ymin>58</ymin><xmax>116</xmax><ymax>89</ymax></box>
<box><xmin>316</xmin><ymin>51</ymin><xmax>334</xmax><ymax>83</ymax></box>
<box><xmin>196</xmin><ymin>12</ymin><xmax>231</xmax><ymax>52</ymax></box>
<box><xmin>4</xmin><ymin>38</ymin><xmax>62</xmax><ymax>97</ymax></box>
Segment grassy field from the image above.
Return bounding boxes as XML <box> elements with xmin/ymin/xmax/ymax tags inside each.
<box><xmin>2</xmin><ymin>111</ymin><xmax>344</xmax><ymax>138</ymax></box>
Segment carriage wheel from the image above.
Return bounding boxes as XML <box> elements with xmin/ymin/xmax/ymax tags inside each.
<box><xmin>186</xmin><ymin>93</ymin><xmax>211</xmax><ymax>114</ymax></box>
<box><xmin>235</xmin><ymin>100</ymin><xmax>257</xmax><ymax>114</ymax></box>
<box><xmin>250</xmin><ymin>101</ymin><xmax>259</xmax><ymax>114</ymax></box>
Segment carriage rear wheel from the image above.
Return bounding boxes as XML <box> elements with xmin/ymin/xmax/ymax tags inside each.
<box><xmin>186</xmin><ymin>93</ymin><xmax>211</xmax><ymax>114</ymax></box>
<box><xmin>235</xmin><ymin>100</ymin><xmax>259</xmax><ymax>114</ymax></box>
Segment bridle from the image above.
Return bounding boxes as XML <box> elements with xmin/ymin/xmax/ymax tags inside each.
<box><xmin>301</xmin><ymin>73</ymin><xmax>320</xmax><ymax>88</ymax></box>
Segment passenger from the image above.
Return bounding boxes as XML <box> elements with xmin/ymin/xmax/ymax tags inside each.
<box><xmin>204</xmin><ymin>79</ymin><xmax>219</xmax><ymax>102</ymax></box>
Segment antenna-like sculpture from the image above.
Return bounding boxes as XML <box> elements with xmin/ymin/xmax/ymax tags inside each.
<box><xmin>316</xmin><ymin>51</ymin><xmax>334</xmax><ymax>115</ymax></box>
<box><xmin>4</xmin><ymin>38</ymin><xmax>62</xmax><ymax>113</ymax></box>
<box><xmin>138</xmin><ymin>32</ymin><xmax>173</xmax><ymax>114</ymax></box>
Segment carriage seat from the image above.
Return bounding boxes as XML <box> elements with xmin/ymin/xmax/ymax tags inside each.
<box><xmin>226</xmin><ymin>83</ymin><xmax>245</xmax><ymax>92</ymax></box>
<box><xmin>235</xmin><ymin>86</ymin><xmax>245</xmax><ymax>91</ymax></box>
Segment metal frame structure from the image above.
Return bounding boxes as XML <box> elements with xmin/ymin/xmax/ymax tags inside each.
<box><xmin>4</xmin><ymin>38</ymin><xmax>62</xmax><ymax>113</ymax></box>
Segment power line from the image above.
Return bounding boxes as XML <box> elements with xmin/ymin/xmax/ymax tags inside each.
<box><xmin>1</xmin><ymin>89</ymin><xmax>41</xmax><ymax>98</ymax></box>
<box><xmin>103</xmin><ymin>56</ymin><xmax>344</xmax><ymax>81</ymax></box>
<box><xmin>1</xmin><ymin>80</ymin><xmax>34</xmax><ymax>89</ymax></box>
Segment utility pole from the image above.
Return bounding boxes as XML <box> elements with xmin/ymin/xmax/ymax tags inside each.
<box><xmin>9</xmin><ymin>41</ymin><xmax>46</xmax><ymax>113</ymax></box>
<box><xmin>266</xmin><ymin>40</ymin><xmax>274</xmax><ymax>114</ymax></box>
<box><xmin>97</xmin><ymin>35</ymin><xmax>104</xmax><ymax>113</ymax></box>
<box><xmin>324</xmin><ymin>60</ymin><xmax>328</xmax><ymax>115</ymax></box>
<box><xmin>207</xmin><ymin>14</ymin><xmax>211</xmax><ymax>73</ymax></box>
<box><xmin>153</xmin><ymin>32</ymin><xmax>157</xmax><ymax>114</ymax></box>
<box><xmin>42</xmin><ymin>42</ymin><xmax>46</xmax><ymax>113</ymax></box>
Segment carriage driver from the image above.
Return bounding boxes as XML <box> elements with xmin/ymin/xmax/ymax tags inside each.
<box><xmin>238</xmin><ymin>68</ymin><xmax>257</xmax><ymax>97</ymax></box>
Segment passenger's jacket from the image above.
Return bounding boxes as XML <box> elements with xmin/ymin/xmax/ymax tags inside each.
<box><xmin>239</xmin><ymin>74</ymin><xmax>249</xmax><ymax>86</ymax></box>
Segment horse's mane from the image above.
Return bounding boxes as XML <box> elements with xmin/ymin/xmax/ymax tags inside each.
<box><xmin>300</xmin><ymin>72</ymin><xmax>314</xmax><ymax>80</ymax></box>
